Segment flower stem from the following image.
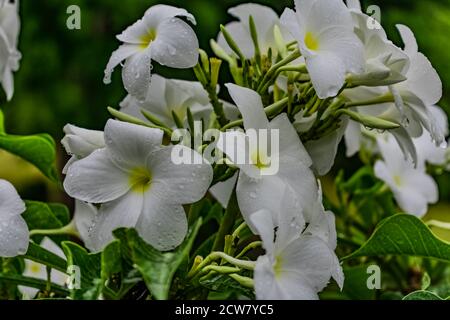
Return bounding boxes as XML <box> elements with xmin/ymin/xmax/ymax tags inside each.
<box><xmin>29</xmin><ymin>220</ymin><xmax>80</xmax><ymax>238</ymax></box>
<box><xmin>228</xmin><ymin>274</ymin><xmax>254</xmax><ymax>289</ymax></box>
<box><xmin>235</xmin><ymin>241</ymin><xmax>262</xmax><ymax>259</ymax></box>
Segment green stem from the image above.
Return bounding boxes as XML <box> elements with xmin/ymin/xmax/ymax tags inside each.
<box><xmin>235</xmin><ymin>241</ymin><xmax>262</xmax><ymax>259</ymax></box>
<box><xmin>29</xmin><ymin>220</ymin><xmax>80</xmax><ymax>238</ymax></box>
<box><xmin>212</xmin><ymin>190</ymin><xmax>240</xmax><ymax>251</ymax></box>
<box><xmin>221</xmin><ymin>97</ymin><xmax>289</xmax><ymax>131</ymax></box>
<box><xmin>228</xmin><ymin>274</ymin><xmax>254</xmax><ymax>289</ymax></box>
<box><xmin>257</xmin><ymin>49</ymin><xmax>301</xmax><ymax>94</ymax></box>
<box><xmin>108</xmin><ymin>107</ymin><xmax>173</xmax><ymax>137</ymax></box>
<box><xmin>344</xmin><ymin>94</ymin><xmax>394</xmax><ymax>108</ymax></box>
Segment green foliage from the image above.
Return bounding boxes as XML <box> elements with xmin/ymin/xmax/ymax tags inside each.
<box><xmin>24</xmin><ymin>242</ymin><xmax>67</xmax><ymax>273</ymax></box>
<box><xmin>344</xmin><ymin>214</ymin><xmax>450</xmax><ymax>262</ymax></box>
<box><xmin>403</xmin><ymin>290</ymin><xmax>445</xmax><ymax>300</ymax></box>
<box><xmin>0</xmin><ymin>110</ymin><xmax>59</xmax><ymax>182</ymax></box>
<box><xmin>113</xmin><ymin>219</ymin><xmax>202</xmax><ymax>300</ymax></box>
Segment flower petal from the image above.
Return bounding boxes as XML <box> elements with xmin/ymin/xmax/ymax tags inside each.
<box><xmin>74</xmin><ymin>200</ymin><xmax>98</xmax><ymax>249</ymax></box>
<box><xmin>0</xmin><ymin>214</ymin><xmax>29</xmax><ymax>257</ymax></box>
<box><xmin>136</xmin><ymin>192</ymin><xmax>187</xmax><ymax>251</ymax></box>
<box><xmin>88</xmin><ymin>192</ymin><xmax>144</xmax><ymax>252</ymax></box>
<box><xmin>64</xmin><ymin>149</ymin><xmax>130</xmax><ymax>203</ymax></box>
<box><xmin>305</xmin><ymin>117</ymin><xmax>348</xmax><ymax>175</ymax></box>
<box><xmin>121</xmin><ymin>46</ymin><xmax>153</xmax><ymax>100</ymax></box>
<box><xmin>103</xmin><ymin>44</ymin><xmax>139</xmax><ymax>84</ymax></box>
<box><xmin>250</xmin><ymin>209</ymin><xmax>275</xmax><ymax>254</ymax></box>
<box><xmin>225</xmin><ymin>84</ymin><xmax>269</xmax><ymax>130</ymax></box>
<box><xmin>0</xmin><ymin>179</ymin><xmax>25</xmax><ymax>217</ymax></box>
<box><xmin>151</xmin><ymin>18</ymin><xmax>199</xmax><ymax>69</ymax></box>
<box><xmin>104</xmin><ymin>119</ymin><xmax>163</xmax><ymax>169</ymax></box>
<box><xmin>270</xmin><ymin>113</ymin><xmax>312</xmax><ymax>167</ymax></box>
<box><xmin>209</xmin><ymin>173</ymin><xmax>238</xmax><ymax>208</ymax></box>
<box><xmin>306</xmin><ymin>52</ymin><xmax>346</xmax><ymax>99</ymax></box>
<box><xmin>146</xmin><ymin>145</ymin><xmax>213</xmax><ymax>204</ymax></box>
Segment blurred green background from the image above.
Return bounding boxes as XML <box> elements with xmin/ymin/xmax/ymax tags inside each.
<box><xmin>0</xmin><ymin>0</ymin><xmax>449</xmax><ymax>219</ymax></box>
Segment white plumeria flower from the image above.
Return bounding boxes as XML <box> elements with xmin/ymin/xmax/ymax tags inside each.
<box><xmin>64</xmin><ymin>119</ymin><xmax>213</xmax><ymax>252</ymax></box>
<box><xmin>103</xmin><ymin>5</ymin><xmax>199</xmax><ymax>100</ymax></box>
<box><xmin>72</xmin><ymin>200</ymin><xmax>98</xmax><ymax>252</ymax></box>
<box><xmin>390</xmin><ymin>25</ymin><xmax>444</xmax><ymax>145</ymax></box>
<box><xmin>120</xmin><ymin>74</ymin><xmax>239</xmax><ymax>129</ymax></box>
<box><xmin>216</xmin><ymin>3</ymin><xmax>292</xmax><ymax>59</ymax></box>
<box><xmin>0</xmin><ymin>0</ymin><xmax>21</xmax><ymax>101</ymax></box>
<box><xmin>61</xmin><ymin>124</ymin><xmax>105</xmax><ymax>173</ymax></box>
<box><xmin>281</xmin><ymin>0</ymin><xmax>364</xmax><ymax>98</ymax></box>
<box><xmin>374</xmin><ymin>134</ymin><xmax>438</xmax><ymax>217</ymax></box>
<box><xmin>251</xmin><ymin>188</ymin><xmax>342</xmax><ymax>300</ymax></box>
<box><xmin>217</xmin><ymin>84</ymin><xmax>318</xmax><ymax>229</ymax></box>
<box><xmin>0</xmin><ymin>179</ymin><xmax>28</xmax><ymax>257</ymax></box>
<box><xmin>413</xmin><ymin>106</ymin><xmax>449</xmax><ymax>169</ymax></box>
<box><xmin>345</xmin><ymin>5</ymin><xmax>409</xmax><ymax>87</ymax></box>
<box><xmin>19</xmin><ymin>237</ymin><xmax>67</xmax><ymax>299</ymax></box>
<box><xmin>342</xmin><ymin>86</ymin><xmax>418</xmax><ymax>163</ymax></box>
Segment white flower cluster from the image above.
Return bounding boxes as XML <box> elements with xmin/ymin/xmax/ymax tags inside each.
<box><xmin>59</xmin><ymin>0</ymin><xmax>449</xmax><ymax>299</ymax></box>
<box><xmin>1</xmin><ymin>0</ymin><xmax>448</xmax><ymax>301</ymax></box>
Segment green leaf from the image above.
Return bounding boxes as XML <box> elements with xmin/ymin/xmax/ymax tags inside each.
<box><xmin>113</xmin><ymin>219</ymin><xmax>202</xmax><ymax>300</ymax></box>
<box><xmin>23</xmin><ymin>201</ymin><xmax>69</xmax><ymax>231</ymax></box>
<box><xmin>23</xmin><ymin>242</ymin><xmax>67</xmax><ymax>273</ymax></box>
<box><xmin>0</xmin><ymin>129</ymin><xmax>59</xmax><ymax>182</ymax></box>
<box><xmin>61</xmin><ymin>241</ymin><xmax>101</xmax><ymax>300</ymax></box>
<box><xmin>343</xmin><ymin>214</ymin><xmax>450</xmax><ymax>262</ymax></box>
<box><xmin>341</xmin><ymin>265</ymin><xmax>376</xmax><ymax>300</ymax></box>
<box><xmin>403</xmin><ymin>290</ymin><xmax>444</xmax><ymax>300</ymax></box>
<box><xmin>0</xmin><ymin>273</ymin><xmax>69</xmax><ymax>296</ymax></box>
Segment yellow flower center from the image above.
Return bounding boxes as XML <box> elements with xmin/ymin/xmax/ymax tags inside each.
<box><xmin>139</xmin><ymin>29</ymin><xmax>157</xmax><ymax>50</ymax></box>
<box><xmin>304</xmin><ymin>32</ymin><xmax>319</xmax><ymax>51</ymax></box>
<box><xmin>251</xmin><ymin>150</ymin><xmax>271</xmax><ymax>169</ymax></box>
<box><xmin>273</xmin><ymin>255</ymin><xmax>284</xmax><ymax>278</ymax></box>
<box><xmin>129</xmin><ymin>167</ymin><xmax>152</xmax><ymax>193</ymax></box>
<box><xmin>30</xmin><ymin>263</ymin><xmax>41</xmax><ymax>274</ymax></box>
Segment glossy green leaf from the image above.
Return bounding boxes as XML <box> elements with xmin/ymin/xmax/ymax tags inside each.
<box><xmin>61</xmin><ymin>241</ymin><xmax>101</xmax><ymax>300</ymax></box>
<box><xmin>0</xmin><ymin>273</ymin><xmax>69</xmax><ymax>296</ymax></box>
<box><xmin>23</xmin><ymin>242</ymin><xmax>67</xmax><ymax>273</ymax></box>
<box><xmin>23</xmin><ymin>201</ymin><xmax>70</xmax><ymax>231</ymax></box>
<box><xmin>0</xmin><ymin>129</ymin><xmax>59</xmax><ymax>182</ymax></box>
<box><xmin>403</xmin><ymin>290</ymin><xmax>444</xmax><ymax>300</ymax></box>
<box><xmin>343</xmin><ymin>214</ymin><xmax>450</xmax><ymax>262</ymax></box>
<box><xmin>113</xmin><ymin>219</ymin><xmax>202</xmax><ymax>300</ymax></box>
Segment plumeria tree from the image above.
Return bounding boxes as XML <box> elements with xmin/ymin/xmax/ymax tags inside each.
<box><xmin>1</xmin><ymin>0</ymin><xmax>450</xmax><ymax>300</ymax></box>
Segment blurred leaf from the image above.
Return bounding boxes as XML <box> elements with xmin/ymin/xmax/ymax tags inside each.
<box><xmin>113</xmin><ymin>219</ymin><xmax>202</xmax><ymax>300</ymax></box>
<box><xmin>62</xmin><ymin>241</ymin><xmax>102</xmax><ymax>300</ymax></box>
<box><xmin>0</xmin><ymin>132</ymin><xmax>59</xmax><ymax>183</ymax></box>
<box><xmin>23</xmin><ymin>242</ymin><xmax>67</xmax><ymax>273</ymax></box>
<box><xmin>343</xmin><ymin>214</ymin><xmax>450</xmax><ymax>262</ymax></box>
<box><xmin>403</xmin><ymin>290</ymin><xmax>444</xmax><ymax>300</ymax></box>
